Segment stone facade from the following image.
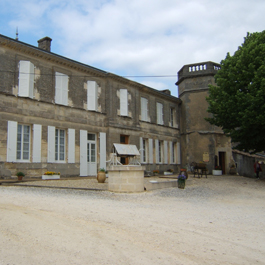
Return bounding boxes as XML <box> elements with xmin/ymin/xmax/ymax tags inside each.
<box><xmin>0</xmin><ymin>34</ymin><xmax>181</xmax><ymax>178</ymax></box>
<box><xmin>108</xmin><ymin>166</ymin><xmax>145</xmax><ymax>192</ymax></box>
<box><xmin>176</xmin><ymin>62</ymin><xmax>232</xmax><ymax>174</ymax></box>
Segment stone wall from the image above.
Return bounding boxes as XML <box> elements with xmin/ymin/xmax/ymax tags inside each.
<box><xmin>108</xmin><ymin>166</ymin><xmax>145</xmax><ymax>192</ymax></box>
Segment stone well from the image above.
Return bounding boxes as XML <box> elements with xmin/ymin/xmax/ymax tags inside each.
<box><xmin>108</xmin><ymin>165</ymin><xmax>145</xmax><ymax>193</ymax></box>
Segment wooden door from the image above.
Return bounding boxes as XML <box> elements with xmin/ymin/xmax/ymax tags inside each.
<box><xmin>120</xmin><ymin>135</ymin><xmax>129</xmax><ymax>165</ymax></box>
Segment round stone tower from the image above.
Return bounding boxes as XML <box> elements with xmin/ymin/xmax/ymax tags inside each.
<box><xmin>176</xmin><ymin>61</ymin><xmax>232</xmax><ymax>174</ymax></box>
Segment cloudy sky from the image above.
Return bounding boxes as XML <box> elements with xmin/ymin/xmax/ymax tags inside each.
<box><xmin>0</xmin><ymin>0</ymin><xmax>264</xmax><ymax>97</ymax></box>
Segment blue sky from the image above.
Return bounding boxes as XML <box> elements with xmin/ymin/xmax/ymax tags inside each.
<box><xmin>1</xmin><ymin>0</ymin><xmax>265</xmax><ymax>97</ymax></box>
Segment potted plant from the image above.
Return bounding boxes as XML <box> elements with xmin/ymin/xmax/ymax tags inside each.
<box><xmin>42</xmin><ymin>171</ymin><xmax>61</xmax><ymax>180</ymax></box>
<box><xmin>180</xmin><ymin>167</ymin><xmax>188</xmax><ymax>179</ymax></box>
<box><xmin>153</xmin><ymin>169</ymin><xmax>159</xmax><ymax>176</ymax></box>
<box><xmin>16</xmin><ymin>171</ymin><xmax>25</xmax><ymax>181</ymax></box>
<box><xmin>177</xmin><ymin>173</ymin><xmax>186</xmax><ymax>189</ymax></box>
<box><xmin>97</xmin><ymin>168</ymin><xmax>106</xmax><ymax>183</ymax></box>
<box><xmin>212</xmin><ymin>165</ymin><xmax>222</xmax><ymax>176</ymax></box>
<box><xmin>164</xmin><ymin>169</ymin><xmax>173</xmax><ymax>175</ymax></box>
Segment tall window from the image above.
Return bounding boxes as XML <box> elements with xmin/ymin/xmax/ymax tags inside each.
<box><xmin>156</xmin><ymin>102</ymin><xmax>163</xmax><ymax>125</ymax></box>
<box><xmin>17</xmin><ymin>124</ymin><xmax>30</xmax><ymax>160</ymax></box>
<box><xmin>141</xmin><ymin>97</ymin><xmax>148</xmax><ymax>122</ymax></box>
<box><xmin>7</xmin><ymin>121</ymin><xmax>42</xmax><ymax>163</ymax></box>
<box><xmin>87</xmin><ymin>133</ymin><xmax>96</xmax><ymax>163</ymax></box>
<box><xmin>158</xmin><ymin>141</ymin><xmax>162</xmax><ymax>163</ymax></box>
<box><xmin>55</xmin><ymin>129</ymin><xmax>65</xmax><ymax>161</ymax></box>
<box><xmin>55</xmin><ymin>72</ymin><xmax>69</xmax><ymax>106</ymax></box>
<box><xmin>143</xmin><ymin>139</ymin><xmax>146</xmax><ymax>162</ymax></box>
<box><xmin>143</xmin><ymin>139</ymin><xmax>148</xmax><ymax>163</ymax></box>
<box><xmin>170</xmin><ymin>142</ymin><xmax>176</xmax><ymax>164</ymax></box>
<box><xmin>18</xmin><ymin>61</ymin><xmax>34</xmax><ymax>98</ymax></box>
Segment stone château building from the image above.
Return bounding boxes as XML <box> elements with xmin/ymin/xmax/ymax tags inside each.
<box><xmin>0</xmin><ymin>33</ymin><xmax>232</xmax><ymax>178</ymax></box>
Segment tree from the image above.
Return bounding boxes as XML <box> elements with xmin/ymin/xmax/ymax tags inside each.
<box><xmin>206</xmin><ymin>30</ymin><xmax>265</xmax><ymax>153</ymax></box>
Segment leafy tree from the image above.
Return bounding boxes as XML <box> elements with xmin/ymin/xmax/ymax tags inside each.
<box><xmin>206</xmin><ymin>31</ymin><xmax>265</xmax><ymax>153</ymax></box>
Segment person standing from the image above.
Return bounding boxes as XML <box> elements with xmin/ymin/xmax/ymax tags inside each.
<box><xmin>254</xmin><ymin>161</ymin><xmax>262</xmax><ymax>179</ymax></box>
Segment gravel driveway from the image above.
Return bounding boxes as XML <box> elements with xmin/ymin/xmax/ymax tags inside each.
<box><xmin>0</xmin><ymin>175</ymin><xmax>265</xmax><ymax>265</ymax></box>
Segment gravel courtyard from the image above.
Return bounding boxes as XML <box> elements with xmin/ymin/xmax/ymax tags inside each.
<box><xmin>1</xmin><ymin>175</ymin><xmax>265</xmax><ymax>265</ymax></box>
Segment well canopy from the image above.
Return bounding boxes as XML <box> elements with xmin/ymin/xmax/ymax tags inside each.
<box><xmin>113</xmin><ymin>143</ymin><xmax>140</xmax><ymax>156</ymax></box>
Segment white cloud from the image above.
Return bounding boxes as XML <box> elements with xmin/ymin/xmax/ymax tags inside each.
<box><xmin>1</xmin><ymin>0</ymin><xmax>265</xmax><ymax>96</ymax></box>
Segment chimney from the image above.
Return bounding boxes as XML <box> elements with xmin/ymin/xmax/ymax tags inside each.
<box><xmin>160</xmin><ymin>89</ymin><xmax>171</xmax><ymax>95</ymax></box>
<box><xmin>38</xmin><ymin>37</ymin><xmax>52</xmax><ymax>52</ymax></box>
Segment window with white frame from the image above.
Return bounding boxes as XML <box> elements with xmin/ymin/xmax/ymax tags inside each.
<box><xmin>143</xmin><ymin>139</ymin><xmax>147</xmax><ymax>163</ymax></box>
<box><xmin>55</xmin><ymin>72</ymin><xmax>69</xmax><ymax>106</ymax></box>
<box><xmin>155</xmin><ymin>139</ymin><xmax>163</xmax><ymax>164</ymax></box>
<box><xmin>140</xmin><ymin>137</ymin><xmax>149</xmax><ymax>163</ymax></box>
<box><xmin>156</xmin><ymin>102</ymin><xmax>163</xmax><ymax>125</ymax></box>
<box><xmin>55</xmin><ymin>129</ymin><xmax>65</xmax><ymax>161</ymax></box>
<box><xmin>18</xmin><ymin>60</ymin><xmax>34</xmax><ymax>98</ymax></box>
<box><xmin>87</xmin><ymin>81</ymin><xmax>98</xmax><ymax>111</ymax></box>
<box><xmin>7</xmin><ymin>121</ymin><xmax>42</xmax><ymax>163</ymax></box>
<box><xmin>120</xmin><ymin>89</ymin><xmax>128</xmax><ymax>116</ymax></box>
<box><xmin>141</xmin><ymin>97</ymin><xmax>149</xmax><ymax>122</ymax></box>
<box><xmin>158</xmin><ymin>141</ymin><xmax>162</xmax><ymax>163</ymax></box>
<box><xmin>48</xmin><ymin>126</ymin><xmax>74</xmax><ymax>163</ymax></box>
<box><xmin>170</xmin><ymin>141</ymin><xmax>178</xmax><ymax>164</ymax></box>
<box><xmin>17</xmin><ymin>124</ymin><xmax>30</xmax><ymax>161</ymax></box>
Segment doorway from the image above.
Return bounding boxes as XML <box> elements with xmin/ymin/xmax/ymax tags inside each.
<box><xmin>120</xmin><ymin>134</ymin><xmax>129</xmax><ymax>165</ymax></box>
<box><xmin>219</xmin><ymin>152</ymin><xmax>226</xmax><ymax>174</ymax></box>
<box><xmin>87</xmin><ymin>133</ymin><xmax>97</xmax><ymax>176</ymax></box>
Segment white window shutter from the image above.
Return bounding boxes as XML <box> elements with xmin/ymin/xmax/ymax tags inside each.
<box><xmin>140</xmin><ymin>137</ymin><xmax>143</xmax><ymax>163</ymax></box>
<box><xmin>156</xmin><ymin>103</ymin><xmax>160</xmax><ymax>124</ymax></box>
<box><xmin>177</xmin><ymin>142</ymin><xmax>181</xmax><ymax>164</ymax></box>
<box><xmin>47</xmin><ymin>126</ymin><xmax>55</xmax><ymax>162</ymax></box>
<box><xmin>157</xmin><ymin>103</ymin><xmax>164</xmax><ymax>125</ymax></box>
<box><xmin>62</xmin><ymin>74</ymin><xmax>69</xmax><ymax>106</ymax></box>
<box><xmin>68</xmin><ymin>129</ymin><xmax>75</xmax><ymax>163</ymax></box>
<box><xmin>164</xmin><ymin>140</ymin><xmax>168</xmax><ymax>164</ymax></box>
<box><xmin>28</xmin><ymin>62</ymin><xmax>34</xmax><ymax>98</ymax></box>
<box><xmin>120</xmin><ymin>89</ymin><xmax>128</xmax><ymax>116</ymax></box>
<box><xmin>148</xmin><ymin>139</ymin><xmax>153</xmax><ymax>164</ymax></box>
<box><xmin>80</xmin><ymin>130</ymin><xmax>87</xmax><ymax>176</ymax></box>
<box><xmin>19</xmin><ymin>61</ymin><xmax>34</xmax><ymax>98</ymax></box>
<box><xmin>169</xmin><ymin>141</ymin><xmax>173</xmax><ymax>164</ymax></box>
<box><xmin>100</xmin><ymin>132</ymin><xmax>106</xmax><ymax>170</ymax></box>
<box><xmin>141</xmin><ymin>97</ymin><xmax>148</xmax><ymax>121</ymax></box>
<box><xmin>7</xmin><ymin>121</ymin><xmax>18</xmax><ymax>162</ymax></box>
<box><xmin>87</xmin><ymin>81</ymin><xmax>98</xmax><ymax>111</ymax></box>
<box><xmin>155</xmin><ymin>139</ymin><xmax>159</xmax><ymax>164</ymax></box>
<box><xmin>141</xmin><ymin>97</ymin><xmax>144</xmax><ymax>120</ymax></box>
<box><xmin>33</xmin><ymin>124</ymin><xmax>42</xmax><ymax>162</ymax></box>
<box><xmin>55</xmin><ymin>72</ymin><xmax>62</xmax><ymax>104</ymax></box>
<box><xmin>160</xmin><ymin>104</ymin><xmax>164</xmax><ymax>125</ymax></box>
<box><xmin>55</xmin><ymin>72</ymin><xmax>68</xmax><ymax>105</ymax></box>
